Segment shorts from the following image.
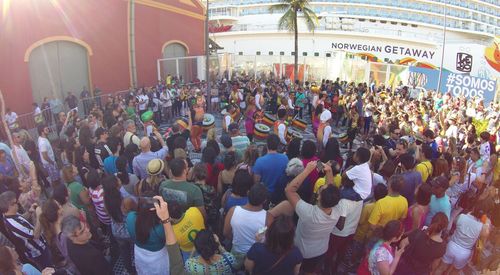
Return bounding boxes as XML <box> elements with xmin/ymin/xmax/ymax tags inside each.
<box><xmin>442</xmin><ymin>241</ymin><xmax>472</xmax><ymax>269</ymax></box>
<box><xmin>301</xmin><ymin>253</ymin><xmax>325</xmax><ymax>273</ymax></box>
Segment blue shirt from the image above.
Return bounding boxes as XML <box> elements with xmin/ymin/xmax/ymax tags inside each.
<box><xmin>126</xmin><ymin>211</ymin><xmax>165</xmax><ymax>252</ymax></box>
<box><xmin>132</xmin><ymin>147</ymin><xmax>168</xmax><ymax>180</ymax></box>
<box><xmin>400</xmin><ymin>171</ymin><xmax>422</xmax><ymax>205</ymax></box>
<box><xmin>425</xmin><ymin>194</ymin><xmax>451</xmax><ymax>225</ymax></box>
<box><xmin>253</xmin><ymin>153</ymin><xmax>288</xmax><ymax>193</ymax></box>
<box><xmin>103</xmin><ymin>155</ymin><xmax>118</xmax><ymax>175</ymax></box>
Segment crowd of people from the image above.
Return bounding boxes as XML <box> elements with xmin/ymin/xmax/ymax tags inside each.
<box><xmin>0</xmin><ymin>75</ymin><xmax>499</xmax><ymax>275</ymax></box>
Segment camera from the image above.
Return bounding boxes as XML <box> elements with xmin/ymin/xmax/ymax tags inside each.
<box><xmin>141</xmin><ymin>197</ymin><xmax>159</xmax><ymax>209</ymax></box>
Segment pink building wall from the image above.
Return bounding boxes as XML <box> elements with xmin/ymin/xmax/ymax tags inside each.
<box><xmin>0</xmin><ymin>0</ymin><xmax>205</xmax><ymax>113</ymax></box>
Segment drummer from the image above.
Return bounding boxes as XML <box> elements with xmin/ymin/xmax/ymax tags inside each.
<box><xmin>255</xmin><ymin>87</ymin><xmax>265</xmax><ymax>111</ymax></box>
<box><xmin>190</xmin><ymin>89</ymin><xmax>205</xmax><ymax>153</ymax></box>
<box><xmin>317</xmin><ymin>109</ymin><xmax>333</xmax><ymax>152</ymax></box>
<box><xmin>245</xmin><ymin>96</ymin><xmax>258</xmax><ymax>142</ymax></box>
<box><xmin>273</xmin><ymin>108</ymin><xmax>288</xmax><ymax>147</ymax></box>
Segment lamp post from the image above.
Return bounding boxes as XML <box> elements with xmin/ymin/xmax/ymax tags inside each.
<box><xmin>436</xmin><ymin>0</ymin><xmax>447</xmax><ymax>94</ymax></box>
<box><xmin>205</xmin><ymin>0</ymin><xmax>210</xmax><ymax>111</ymax></box>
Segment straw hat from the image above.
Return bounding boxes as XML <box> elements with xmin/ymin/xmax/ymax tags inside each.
<box><xmin>147</xmin><ymin>159</ymin><xmax>164</xmax><ymax>176</ymax></box>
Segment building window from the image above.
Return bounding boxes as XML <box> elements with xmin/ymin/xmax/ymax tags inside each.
<box><xmin>314</xmin><ymin>52</ymin><xmax>319</xmax><ymax>57</ymax></box>
<box><xmin>256</xmin><ymin>51</ymin><xmax>261</xmax><ymax>55</ymax></box>
<box><xmin>326</xmin><ymin>53</ymin><xmax>332</xmax><ymax>57</ymax></box>
<box><xmin>280</xmin><ymin>51</ymin><xmax>285</xmax><ymax>55</ymax></box>
<box><xmin>303</xmin><ymin>52</ymin><xmax>307</xmax><ymax>56</ymax></box>
<box><xmin>238</xmin><ymin>52</ymin><xmax>243</xmax><ymax>55</ymax></box>
<box><xmin>269</xmin><ymin>51</ymin><xmax>273</xmax><ymax>55</ymax></box>
<box><xmin>291</xmin><ymin>52</ymin><xmax>295</xmax><ymax>56</ymax></box>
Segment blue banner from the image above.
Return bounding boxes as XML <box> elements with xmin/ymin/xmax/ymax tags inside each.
<box><xmin>408</xmin><ymin>66</ymin><xmax>496</xmax><ymax>103</ymax></box>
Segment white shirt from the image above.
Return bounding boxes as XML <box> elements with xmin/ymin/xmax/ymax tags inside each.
<box><xmin>445</xmin><ymin>125</ymin><xmax>458</xmax><ymax>139</ymax></box>
<box><xmin>230</xmin><ymin>206</ymin><xmax>266</xmax><ymax>254</ymax></box>
<box><xmin>278</xmin><ymin>123</ymin><xmax>287</xmax><ymax>145</ymax></box>
<box><xmin>38</xmin><ymin>136</ymin><xmax>55</xmax><ymax>165</ymax></box>
<box><xmin>255</xmin><ymin>94</ymin><xmax>262</xmax><ymax>110</ymax></box>
<box><xmin>137</xmin><ymin>94</ymin><xmax>149</xmax><ymax>111</ymax></box>
<box><xmin>33</xmin><ymin>107</ymin><xmax>41</xmax><ymax>116</ymax></box>
<box><xmin>224</xmin><ymin>115</ymin><xmax>232</xmax><ymax>132</ymax></box>
<box><xmin>294</xmin><ymin>200</ymin><xmax>341</xmax><ymax>258</ymax></box>
<box><xmin>5</xmin><ymin>112</ymin><xmax>17</xmax><ymax>128</ymax></box>
<box><xmin>12</xmin><ymin>145</ymin><xmax>31</xmax><ymax>173</ymax></box>
<box><xmin>287</xmin><ymin>98</ymin><xmax>294</xmax><ymax>109</ymax></box>
<box><xmin>322</xmin><ymin>125</ymin><xmax>332</xmax><ymax>147</ymax></box>
<box><xmin>331</xmin><ymin>199</ymin><xmax>363</xmax><ymax>237</ymax></box>
<box><xmin>346</xmin><ymin>162</ymin><xmax>372</xmax><ymax>200</ymax></box>
<box><xmin>480</xmin><ymin>142</ymin><xmax>491</xmax><ymax>162</ymax></box>
<box><xmin>160</xmin><ymin>90</ymin><xmax>172</xmax><ymax>108</ymax></box>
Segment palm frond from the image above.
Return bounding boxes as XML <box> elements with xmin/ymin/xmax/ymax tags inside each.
<box><xmin>277</xmin><ymin>8</ymin><xmax>296</xmax><ymax>31</ymax></box>
<box><xmin>268</xmin><ymin>3</ymin><xmax>292</xmax><ymax>13</ymax></box>
<box><xmin>301</xmin><ymin>7</ymin><xmax>318</xmax><ymax>32</ymax></box>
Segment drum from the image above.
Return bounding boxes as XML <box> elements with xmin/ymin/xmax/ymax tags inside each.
<box><xmin>202</xmin><ymin>114</ymin><xmax>215</xmax><ymax>131</ymax></box>
<box><xmin>175</xmin><ymin>117</ymin><xmax>189</xmax><ymax>131</ymax></box>
<box><xmin>337</xmin><ymin>132</ymin><xmax>349</xmax><ymax>144</ymax></box>
<box><xmin>254</xmin><ymin>123</ymin><xmax>270</xmax><ymax>140</ymax></box>
<box><xmin>262</xmin><ymin>113</ymin><xmax>276</xmax><ymax>127</ymax></box>
<box><xmin>292</xmin><ymin>118</ymin><xmax>307</xmax><ymax>131</ymax></box>
<box><xmin>286</xmin><ymin>128</ymin><xmax>303</xmax><ymax>142</ymax></box>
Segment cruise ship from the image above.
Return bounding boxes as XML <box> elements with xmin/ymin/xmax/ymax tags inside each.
<box><xmin>207</xmin><ymin>0</ymin><xmax>500</xmax><ymax>101</ymax></box>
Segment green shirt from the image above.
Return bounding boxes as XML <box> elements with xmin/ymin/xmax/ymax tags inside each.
<box><xmin>159</xmin><ymin>180</ymin><xmax>204</xmax><ymax>210</ymax></box>
<box><xmin>67</xmin><ymin>181</ymin><xmax>88</xmax><ymax>214</ymax></box>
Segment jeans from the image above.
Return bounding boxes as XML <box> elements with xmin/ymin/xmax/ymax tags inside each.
<box><xmin>363</xmin><ymin>116</ymin><xmax>372</xmax><ymax>135</ymax></box>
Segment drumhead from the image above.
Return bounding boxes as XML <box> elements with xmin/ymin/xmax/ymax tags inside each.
<box><xmin>203</xmin><ymin>114</ymin><xmax>215</xmax><ymax>125</ymax></box>
<box><xmin>255</xmin><ymin>123</ymin><xmax>270</xmax><ymax>132</ymax></box>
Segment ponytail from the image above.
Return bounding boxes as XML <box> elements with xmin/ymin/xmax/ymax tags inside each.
<box><xmin>426</xmin><ymin>212</ymin><xmax>448</xmax><ymax>236</ymax></box>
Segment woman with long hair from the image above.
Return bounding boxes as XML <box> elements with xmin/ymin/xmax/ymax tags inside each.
<box><xmin>237</xmin><ymin>145</ymin><xmax>259</xmax><ymax>175</ymax></box>
<box><xmin>61</xmin><ymin>165</ymin><xmax>92</xmax><ymax>220</ymax></box>
<box><xmin>0</xmin><ymin>246</ymin><xmax>54</xmax><ymax>275</ymax></box>
<box><xmin>432</xmin><ymin>158</ymin><xmax>450</xmax><ymax>179</ymax></box>
<box><xmin>320</xmin><ymin>137</ymin><xmax>343</xmax><ymax>168</ymax></box>
<box><xmin>135</xmin><ymin>159</ymin><xmax>165</xmax><ymax>197</ymax></box>
<box><xmin>361</xmin><ymin>220</ymin><xmax>406</xmax><ymax>275</ymax></box>
<box><xmin>435</xmin><ymin>200</ymin><xmax>492</xmax><ymax>275</ymax></box>
<box><xmin>301</xmin><ymin>140</ymin><xmax>319</xmax><ymax>191</ymax></box>
<box><xmin>202</xmin><ymin>146</ymin><xmax>224</xmax><ymax>189</ymax></box>
<box><xmin>286</xmin><ymin>138</ymin><xmax>302</xmax><ymax>160</ymax></box>
<box><xmin>102</xmin><ymin>175</ymin><xmax>136</xmax><ymax>274</ymax></box>
<box><xmin>185</xmin><ymin>229</ymin><xmax>236</xmax><ymax>274</ymax></box>
<box><xmin>126</xmin><ymin>194</ymin><xmax>169</xmax><ymax>274</ymax></box>
<box><xmin>395</xmin><ymin>213</ymin><xmax>448</xmax><ymax>275</ymax></box>
<box><xmin>38</xmin><ymin>199</ymin><xmax>66</xmax><ymax>268</ymax></box>
<box><xmin>404</xmin><ymin>184</ymin><xmax>432</xmax><ymax>231</ymax></box>
<box><xmin>217</xmin><ymin>151</ymin><xmax>237</xmax><ymax>195</ymax></box>
<box><xmin>245</xmin><ymin>215</ymin><xmax>303</xmax><ymax>274</ymax></box>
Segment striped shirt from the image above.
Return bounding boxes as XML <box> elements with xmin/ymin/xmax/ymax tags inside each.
<box><xmin>89</xmin><ymin>187</ymin><xmax>111</xmax><ymax>225</ymax></box>
<box><xmin>3</xmin><ymin>215</ymin><xmax>47</xmax><ymax>258</ymax></box>
<box><xmin>231</xmin><ymin>136</ymin><xmax>250</xmax><ymax>152</ymax></box>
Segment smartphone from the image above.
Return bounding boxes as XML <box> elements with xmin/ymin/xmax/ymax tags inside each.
<box><xmin>316</xmin><ymin>161</ymin><xmax>324</xmax><ymax>172</ymax></box>
<box><xmin>141</xmin><ymin>197</ymin><xmax>159</xmax><ymax>209</ymax></box>
<box><xmin>257</xmin><ymin>226</ymin><xmax>267</xmax><ymax>235</ymax></box>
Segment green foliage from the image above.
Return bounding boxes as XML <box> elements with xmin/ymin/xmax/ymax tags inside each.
<box><xmin>472</xmin><ymin>118</ymin><xmax>489</xmax><ymax>137</ymax></box>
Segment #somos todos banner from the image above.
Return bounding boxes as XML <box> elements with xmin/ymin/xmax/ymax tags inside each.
<box><xmin>408</xmin><ymin>66</ymin><xmax>497</xmax><ymax>103</ymax></box>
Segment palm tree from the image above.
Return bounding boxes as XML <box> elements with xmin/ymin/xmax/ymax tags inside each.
<box><xmin>269</xmin><ymin>0</ymin><xmax>318</xmax><ymax>83</ymax></box>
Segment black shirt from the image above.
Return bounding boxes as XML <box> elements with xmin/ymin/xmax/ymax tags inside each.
<box><xmin>67</xmin><ymin>240</ymin><xmax>112</xmax><ymax>275</ymax></box>
<box><xmin>94</xmin><ymin>141</ymin><xmax>111</xmax><ymax>168</ymax></box>
<box><xmin>166</xmin><ymin>130</ymin><xmax>190</xmax><ymax>156</ymax></box>
<box><xmin>396</xmin><ymin>229</ymin><xmax>446</xmax><ymax>275</ymax></box>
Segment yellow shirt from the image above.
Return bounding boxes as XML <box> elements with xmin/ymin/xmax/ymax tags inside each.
<box><xmin>354</xmin><ymin>202</ymin><xmax>375</xmax><ymax>242</ymax></box>
<box><xmin>172</xmin><ymin>207</ymin><xmax>205</xmax><ymax>252</ymax></box>
<box><xmin>493</xmin><ymin>156</ymin><xmax>500</xmax><ymax>182</ymax></box>
<box><xmin>415</xmin><ymin>161</ymin><xmax>433</xmax><ymax>183</ymax></box>
<box><xmin>313</xmin><ymin>175</ymin><xmax>341</xmax><ymax>193</ymax></box>
<box><xmin>368</xmin><ymin>195</ymin><xmax>408</xmax><ymax>227</ymax></box>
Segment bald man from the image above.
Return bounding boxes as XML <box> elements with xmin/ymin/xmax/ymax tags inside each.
<box><xmin>132</xmin><ymin>131</ymin><xmax>168</xmax><ymax>180</ymax></box>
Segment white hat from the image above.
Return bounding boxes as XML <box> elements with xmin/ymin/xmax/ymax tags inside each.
<box><xmin>320</xmin><ymin>110</ymin><xmax>332</xmax><ymax>122</ymax></box>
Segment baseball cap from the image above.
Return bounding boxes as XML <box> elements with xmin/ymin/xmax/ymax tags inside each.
<box><xmin>147</xmin><ymin>159</ymin><xmax>165</xmax><ymax>176</ymax></box>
